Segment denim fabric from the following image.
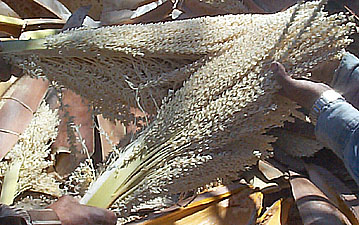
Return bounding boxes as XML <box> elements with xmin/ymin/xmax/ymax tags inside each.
<box><xmin>331</xmin><ymin>52</ymin><xmax>359</xmax><ymax>91</ymax></box>
<box><xmin>316</xmin><ymin>100</ymin><xmax>359</xmax><ymax>185</ymax></box>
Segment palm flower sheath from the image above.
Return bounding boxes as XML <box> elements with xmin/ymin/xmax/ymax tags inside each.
<box><xmin>1</xmin><ymin>0</ymin><xmax>356</xmax><ymax>220</ymax></box>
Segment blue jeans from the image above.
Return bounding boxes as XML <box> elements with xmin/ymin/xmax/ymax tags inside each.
<box><xmin>316</xmin><ymin>100</ymin><xmax>359</xmax><ymax>185</ymax></box>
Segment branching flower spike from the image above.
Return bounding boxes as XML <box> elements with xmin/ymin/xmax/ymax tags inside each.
<box><xmin>0</xmin><ymin>102</ymin><xmax>61</xmax><ymax>199</ymax></box>
<box><xmin>0</xmin><ymin>0</ymin><xmax>356</xmax><ymax>221</ymax></box>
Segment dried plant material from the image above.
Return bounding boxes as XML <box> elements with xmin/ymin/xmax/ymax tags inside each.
<box><xmin>19</xmin><ymin>29</ymin><xmax>59</xmax><ymax>40</ymax></box>
<box><xmin>97</xmin><ymin>115</ymin><xmax>126</xmax><ymax>160</ymax></box>
<box><xmin>63</xmin><ymin>158</ymin><xmax>95</xmax><ymax>196</ymax></box>
<box><xmin>14</xmin><ymin>194</ymin><xmax>56</xmax><ymax>210</ymax></box>
<box><xmin>258</xmin><ymin>160</ymin><xmax>284</xmax><ymax>180</ymax></box>
<box><xmin>0</xmin><ymin>1</ymin><xmax>20</xmax><ymax>18</ymax></box>
<box><xmin>243</xmin><ymin>0</ymin><xmax>297</xmax><ymax>13</ymax></box>
<box><xmin>306</xmin><ymin>163</ymin><xmax>359</xmax><ymax>225</ymax></box>
<box><xmin>62</xmin><ymin>5</ymin><xmax>91</xmax><ymax>31</ymax></box>
<box><xmin>0</xmin><ymin>15</ymin><xmax>26</xmax><ymax>37</ymax></box>
<box><xmin>101</xmin><ymin>0</ymin><xmax>172</xmax><ymax>25</ymax></box>
<box><xmin>0</xmin><ymin>102</ymin><xmax>61</xmax><ymax>198</ymax></box>
<box><xmin>139</xmin><ymin>184</ymin><xmax>260</xmax><ymax>225</ymax></box>
<box><xmin>127</xmin><ymin>1</ymin><xmax>173</xmax><ymax>24</ymax></box>
<box><xmin>59</xmin><ymin>0</ymin><xmax>103</xmax><ymax>20</ymax></box>
<box><xmin>0</xmin><ymin>76</ymin><xmax>16</xmax><ymax>97</ymax></box>
<box><xmin>172</xmin><ymin>191</ymin><xmax>262</xmax><ymax>225</ymax></box>
<box><xmin>5</xmin><ymin>14</ymin><xmax>249</xmax><ymax>121</ymax></box>
<box><xmin>0</xmin><ymin>160</ymin><xmax>21</xmax><ymax>205</ymax></box>
<box><xmin>249</xmin><ymin>176</ymin><xmax>280</xmax><ymax>194</ymax></box>
<box><xmin>52</xmin><ymin>89</ymin><xmax>94</xmax><ymax>176</ymax></box>
<box><xmin>289</xmin><ymin>170</ymin><xmax>351</xmax><ymax>225</ymax></box>
<box><xmin>103</xmin><ymin>0</ymin><xmax>157</xmax><ymax>11</ymax></box>
<box><xmin>197</xmin><ymin>0</ymin><xmax>248</xmax><ymax>14</ymax></box>
<box><xmin>2</xmin><ymin>0</ymin><xmax>58</xmax><ymax>18</ymax></box>
<box><xmin>78</xmin><ymin>1</ymin><xmax>355</xmax><ymax>215</ymax></box>
<box><xmin>1</xmin><ymin>0</ymin><xmax>356</xmax><ymax>218</ymax></box>
<box><xmin>0</xmin><ymin>15</ymin><xmax>64</xmax><ymax>38</ymax></box>
<box><xmin>257</xmin><ymin>198</ymin><xmax>293</xmax><ymax>225</ymax></box>
<box><xmin>0</xmin><ymin>77</ymin><xmax>49</xmax><ymax>160</ymax></box>
<box><xmin>31</xmin><ymin>0</ymin><xmax>72</xmax><ymax>21</ymax></box>
<box><xmin>270</xmin><ymin>119</ymin><xmax>323</xmax><ymax>157</ymax></box>
<box><xmin>176</xmin><ymin>0</ymin><xmax>232</xmax><ymax>19</ymax></box>
<box><xmin>272</xmin><ymin>129</ymin><xmax>323</xmax><ymax>157</ymax></box>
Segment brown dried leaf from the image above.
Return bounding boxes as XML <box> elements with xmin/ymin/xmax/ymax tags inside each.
<box><xmin>258</xmin><ymin>160</ymin><xmax>284</xmax><ymax>180</ymax></box>
<box><xmin>289</xmin><ymin>170</ymin><xmax>351</xmax><ymax>225</ymax></box>
<box><xmin>0</xmin><ymin>1</ymin><xmax>20</xmax><ymax>18</ymax></box>
<box><xmin>31</xmin><ymin>0</ymin><xmax>71</xmax><ymax>21</ymax></box>
<box><xmin>102</xmin><ymin>0</ymin><xmax>157</xmax><ymax>12</ymax></box>
<box><xmin>62</xmin><ymin>5</ymin><xmax>91</xmax><ymax>31</ymax></box>
<box><xmin>2</xmin><ymin>0</ymin><xmax>58</xmax><ymax>18</ymax></box>
<box><xmin>59</xmin><ymin>0</ymin><xmax>103</xmax><ymax>20</ymax></box>
<box><xmin>177</xmin><ymin>0</ymin><xmax>247</xmax><ymax>19</ymax></box>
<box><xmin>243</xmin><ymin>0</ymin><xmax>297</xmax><ymax>13</ymax></box>
<box><xmin>140</xmin><ymin>184</ymin><xmax>261</xmax><ymax>225</ymax></box>
<box><xmin>52</xmin><ymin>89</ymin><xmax>94</xmax><ymax>176</ymax></box>
<box><xmin>257</xmin><ymin>198</ymin><xmax>293</xmax><ymax>225</ymax></box>
<box><xmin>176</xmin><ymin>0</ymin><xmax>229</xmax><ymax>19</ymax></box>
<box><xmin>306</xmin><ymin>163</ymin><xmax>359</xmax><ymax>225</ymax></box>
<box><xmin>0</xmin><ymin>76</ymin><xmax>49</xmax><ymax>160</ymax></box>
<box><xmin>101</xmin><ymin>0</ymin><xmax>172</xmax><ymax>25</ymax></box>
<box><xmin>129</xmin><ymin>1</ymin><xmax>173</xmax><ymax>24</ymax></box>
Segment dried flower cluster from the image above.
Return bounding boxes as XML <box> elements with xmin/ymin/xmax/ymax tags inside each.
<box><xmin>2</xmin><ymin>0</ymin><xmax>357</xmax><ymax>220</ymax></box>
<box><xmin>81</xmin><ymin>0</ymin><xmax>355</xmax><ymax>217</ymax></box>
<box><xmin>0</xmin><ymin>102</ymin><xmax>61</xmax><ymax>198</ymax></box>
<box><xmin>63</xmin><ymin>158</ymin><xmax>95</xmax><ymax>196</ymax></box>
<box><xmin>7</xmin><ymin>9</ymin><xmax>268</xmax><ymax>123</ymax></box>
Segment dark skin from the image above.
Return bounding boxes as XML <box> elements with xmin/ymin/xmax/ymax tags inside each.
<box><xmin>270</xmin><ymin>62</ymin><xmax>332</xmax><ymax>110</ymax></box>
<box><xmin>48</xmin><ymin>196</ymin><xmax>117</xmax><ymax>225</ymax></box>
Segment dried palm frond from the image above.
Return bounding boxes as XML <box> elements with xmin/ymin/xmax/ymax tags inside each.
<box><xmin>0</xmin><ymin>0</ymin><xmax>356</xmax><ymax>221</ymax></box>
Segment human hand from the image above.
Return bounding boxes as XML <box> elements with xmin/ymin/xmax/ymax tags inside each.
<box><xmin>47</xmin><ymin>196</ymin><xmax>117</xmax><ymax>225</ymax></box>
<box><xmin>270</xmin><ymin>62</ymin><xmax>331</xmax><ymax>110</ymax></box>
